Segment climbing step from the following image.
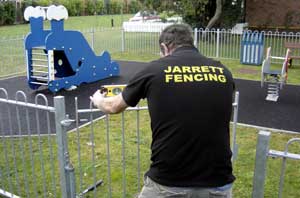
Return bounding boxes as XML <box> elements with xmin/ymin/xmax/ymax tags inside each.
<box><xmin>29</xmin><ymin>82</ymin><xmax>48</xmax><ymax>86</ymax></box>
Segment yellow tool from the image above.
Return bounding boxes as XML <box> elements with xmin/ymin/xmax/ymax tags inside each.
<box><xmin>100</xmin><ymin>84</ymin><xmax>127</xmax><ymax>97</ymax></box>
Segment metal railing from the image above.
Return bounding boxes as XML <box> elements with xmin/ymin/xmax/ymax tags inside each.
<box><xmin>0</xmin><ymin>88</ymin><xmax>239</xmax><ymax>197</ymax></box>
<box><xmin>252</xmin><ymin>131</ymin><xmax>300</xmax><ymax>198</ymax></box>
<box><xmin>0</xmin><ymin>88</ymin><xmax>58</xmax><ymax>198</ymax></box>
<box><xmin>2</xmin><ymin>28</ymin><xmax>300</xmax><ymax>78</ymax></box>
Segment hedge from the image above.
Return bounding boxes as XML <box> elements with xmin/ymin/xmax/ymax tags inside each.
<box><xmin>0</xmin><ymin>0</ymin><xmax>142</xmax><ymax>26</ymax></box>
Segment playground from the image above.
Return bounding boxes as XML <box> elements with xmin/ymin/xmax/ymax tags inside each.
<box><xmin>0</xmin><ymin>3</ymin><xmax>300</xmax><ymax>198</ymax></box>
<box><xmin>1</xmin><ymin>60</ymin><xmax>300</xmax><ymax>135</ymax></box>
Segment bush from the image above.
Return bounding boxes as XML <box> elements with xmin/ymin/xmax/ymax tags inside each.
<box><xmin>0</xmin><ymin>2</ymin><xmax>16</xmax><ymax>25</ymax></box>
<box><xmin>95</xmin><ymin>1</ymin><xmax>105</xmax><ymax>15</ymax></box>
<box><xmin>37</xmin><ymin>0</ymin><xmax>51</xmax><ymax>7</ymax></box>
<box><xmin>128</xmin><ymin>1</ymin><xmax>141</xmax><ymax>14</ymax></box>
<box><xmin>109</xmin><ymin>1</ymin><xmax>122</xmax><ymax>15</ymax></box>
<box><xmin>85</xmin><ymin>0</ymin><xmax>105</xmax><ymax>15</ymax></box>
<box><xmin>66</xmin><ymin>0</ymin><xmax>85</xmax><ymax>16</ymax></box>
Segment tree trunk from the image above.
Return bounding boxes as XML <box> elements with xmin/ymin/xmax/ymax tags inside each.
<box><xmin>206</xmin><ymin>0</ymin><xmax>223</xmax><ymax>29</ymax></box>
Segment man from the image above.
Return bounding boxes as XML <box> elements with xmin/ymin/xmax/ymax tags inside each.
<box><xmin>90</xmin><ymin>24</ymin><xmax>235</xmax><ymax>197</ymax></box>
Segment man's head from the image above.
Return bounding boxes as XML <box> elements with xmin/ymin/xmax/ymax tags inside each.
<box><xmin>159</xmin><ymin>24</ymin><xmax>194</xmax><ymax>57</ymax></box>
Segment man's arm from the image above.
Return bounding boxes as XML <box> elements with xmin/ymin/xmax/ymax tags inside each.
<box><xmin>90</xmin><ymin>90</ymin><xmax>129</xmax><ymax>114</ymax></box>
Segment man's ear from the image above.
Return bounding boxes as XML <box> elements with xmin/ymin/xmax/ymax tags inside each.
<box><xmin>160</xmin><ymin>43</ymin><xmax>170</xmax><ymax>57</ymax></box>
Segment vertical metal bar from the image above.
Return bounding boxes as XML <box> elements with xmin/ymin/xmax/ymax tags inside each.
<box><xmin>194</xmin><ymin>28</ymin><xmax>198</xmax><ymax>48</ymax></box>
<box><xmin>278</xmin><ymin>155</ymin><xmax>287</xmax><ymax>198</ymax></box>
<box><xmin>216</xmin><ymin>29</ymin><xmax>220</xmax><ymax>58</ymax></box>
<box><xmin>122</xmin><ymin>28</ymin><xmax>125</xmax><ymax>52</ymax></box>
<box><xmin>277</xmin><ymin>138</ymin><xmax>300</xmax><ymax>198</ymax></box>
<box><xmin>7</xmin><ymin>96</ymin><xmax>20</xmax><ymax>195</ymax></box>
<box><xmin>121</xmin><ymin>112</ymin><xmax>126</xmax><ymax>198</ymax></box>
<box><xmin>34</xmin><ymin>96</ymin><xmax>47</xmax><ymax>198</ymax></box>
<box><xmin>89</xmin><ymin>102</ymin><xmax>97</xmax><ymax>198</ymax></box>
<box><xmin>42</xmin><ymin>94</ymin><xmax>57</xmax><ymax>198</ymax></box>
<box><xmin>232</xmin><ymin>91</ymin><xmax>239</xmax><ymax>161</ymax></box>
<box><xmin>75</xmin><ymin>97</ymin><xmax>83</xmax><ymax>193</ymax></box>
<box><xmin>66</xmin><ymin>162</ymin><xmax>76</xmax><ymax>198</ymax></box>
<box><xmin>54</xmin><ymin>96</ymin><xmax>76</xmax><ymax>198</ymax></box>
<box><xmin>54</xmin><ymin>96</ymin><xmax>68</xmax><ymax>198</ymax></box>
<box><xmin>207</xmin><ymin>29</ymin><xmax>211</xmax><ymax>56</ymax></box>
<box><xmin>136</xmin><ymin>105</ymin><xmax>141</xmax><ymax>192</ymax></box>
<box><xmin>252</xmin><ymin>130</ymin><xmax>271</xmax><ymax>198</ymax></box>
<box><xmin>105</xmin><ymin>115</ymin><xmax>112</xmax><ymax>197</ymax></box>
<box><xmin>22</xmin><ymin>94</ymin><xmax>39</xmax><ymax>198</ymax></box>
<box><xmin>15</xmin><ymin>92</ymin><xmax>29</xmax><ymax>198</ymax></box>
<box><xmin>0</xmin><ymin>90</ymin><xmax>13</xmax><ymax>195</ymax></box>
<box><xmin>92</xmin><ymin>28</ymin><xmax>95</xmax><ymax>50</ymax></box>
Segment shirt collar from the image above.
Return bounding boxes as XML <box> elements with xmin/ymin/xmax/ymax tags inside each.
<box><xmin>172</xmin><ymin>45</ymin><xmax>199</xmax><ymax>55</ymax></box>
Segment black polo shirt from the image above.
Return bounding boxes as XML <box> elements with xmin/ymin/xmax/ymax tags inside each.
<box><xmin>122</xmin><ymin>46</ymin><xmax>235</xmax><ymax>187</ymax></box>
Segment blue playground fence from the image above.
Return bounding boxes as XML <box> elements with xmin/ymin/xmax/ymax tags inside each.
<box><xmin>240</xmin><ymin>31</ymin><xmax>264</xmax><ymax>65</ymax></box>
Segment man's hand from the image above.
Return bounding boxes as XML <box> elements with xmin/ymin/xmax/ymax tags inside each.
<box><xmin>90</xmin><ymin>89</ymin><xmax>129</xmax><ymax>114</ymax></box>
<box><xmin>90</xmin><ymin>90</ymin><xmax>106</xmax><ymax>111</ymax></box>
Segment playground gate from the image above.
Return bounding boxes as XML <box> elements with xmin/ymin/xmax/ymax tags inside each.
<box><xmin>0</xmin><ymin>89</ymin><xmax>239</xmax><ymax>198</ymax></box>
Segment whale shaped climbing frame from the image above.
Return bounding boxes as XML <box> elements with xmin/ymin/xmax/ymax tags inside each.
<box><xmin>24</xmin><ymin>5</ymin><xmax>120</xmax><ymax>92</ymax></box>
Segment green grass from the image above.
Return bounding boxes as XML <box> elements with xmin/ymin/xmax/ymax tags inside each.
<box><xmin>0</xmin><ymin>109</ymin><xmax>300</xmax><ymax>197</ymax></box>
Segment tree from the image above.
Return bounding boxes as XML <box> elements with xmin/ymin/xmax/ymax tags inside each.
<box><xmin>206</xmin><ymin>0</ymin><xmax>222</xmax><ymax>29</ymax></box>
<box><xmin>137</xmin><ymin>0</ymin><xmax>244</xmax><ymax>28</ymax></box>
<box><xmin>175</xmin><ymin>0</ymin><xmax>213</xmax><ymax>28</ymax></box>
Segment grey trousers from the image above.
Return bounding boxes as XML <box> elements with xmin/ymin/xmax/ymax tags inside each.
<box><xmin>138</xmin><ymin>177</ymin><xmax>232</xmax><ymax>198</ymax></box>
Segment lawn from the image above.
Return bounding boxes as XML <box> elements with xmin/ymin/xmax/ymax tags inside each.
<box><xmin>0</xmin><ymin>14</ymin><xmax>300</xmax><ymax>198</ymax></box>
<box><xmin>0</xmin><ymin>109</ymin><xmax>300</xmax><ymax>198</ymax></box>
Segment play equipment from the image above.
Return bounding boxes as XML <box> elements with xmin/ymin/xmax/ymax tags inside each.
<box><xmin>261</xmin><ymin>47</ymin><xmax>290</xmax><ymax>102</ymax></box>
<box><xmin>240</xmin><ymin>31</ymin><xmax>264</xmax><ymax>65</ymax></box>
<box><xmin>24</xmin><ymin>5</ymin><xmax>119</xmax><ymax>92</ymax></box>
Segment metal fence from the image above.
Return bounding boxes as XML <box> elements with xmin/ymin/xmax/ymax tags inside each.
<box><xmin>0</xmin><ymin>89</ymin><xmax>239</xmax><ymax>198</ymax></box>
<box><xmin>2</xmin><ymin>28</ymin><xmax>300</xmax><ymax>78</ymax></box>
<box><xmin>252</xmin><ymin>131</ymin><xmax>300</xmax><ymax>198</ymax></box>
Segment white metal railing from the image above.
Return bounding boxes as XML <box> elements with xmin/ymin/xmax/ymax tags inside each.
<box><xmin>1</xmin><ymin>28</ymin><xmax>300</xmax><ymax>78</ymax></box>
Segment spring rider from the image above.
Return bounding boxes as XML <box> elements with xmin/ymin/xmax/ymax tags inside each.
<box><xmin>261</xmin><ymin>47</ymin><xmax>290</xmax><ymax>102</ymax></box>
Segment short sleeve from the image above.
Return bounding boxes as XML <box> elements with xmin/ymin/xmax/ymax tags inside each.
<box><xmin>122</xmin><ymin>66</ymin><xmax>153</xmax><ymax>107</ymax></box>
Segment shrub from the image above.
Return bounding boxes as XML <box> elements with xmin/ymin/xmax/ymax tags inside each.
<box><xmin>0</xmin><ymin>2</ymin><xmax>16</xmax><ymax>25</ymax></box>
<box><xmin>110</xmin><ymin>1</ymin><xmax>122</xmax><ymax>15</ymax></box>
<box><xmin>128</xmin><ymin>1</ymin><xmax>141</xmax><ymax>14</ymax></box>
<box><xmin>65</xmin><ymin>0</ymin><xmax>85</xmax><ymax>16</ymax></box>
<box><xmin>85</xmin><ymin>0</ymin><xmax>105</xmax><ymax>15</ymax></box>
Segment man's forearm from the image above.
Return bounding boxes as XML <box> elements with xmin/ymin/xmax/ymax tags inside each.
<box><xmin>93</xmin><ymin>93</ymin><xmax>128</xmax><ymax>114</ymax></box>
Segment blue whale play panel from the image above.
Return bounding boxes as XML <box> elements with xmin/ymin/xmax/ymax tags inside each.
<box><xmin>24</xmin><ymin>5</ymin><xmax>119</xmax><ymax>92</ymax></box>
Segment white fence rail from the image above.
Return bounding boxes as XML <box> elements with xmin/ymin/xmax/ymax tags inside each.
<box><xmin>1</xmin><ymin>28</ymin><xmax>300</xmax><ymax>78</ymax></box>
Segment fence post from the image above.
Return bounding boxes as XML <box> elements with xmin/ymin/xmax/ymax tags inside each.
<box><xmin>216</xmin><ymin>29</ymin><xmax>220</xmax><ymax>58</ymax></box>
<box><xmin>232</xmin><ymin>91</ymin><xmax>239</xmax><ymax>161</ymax></box>
<box><xmin>194</xmin><ymin>28</ymin><xmax>198</xmax><ymax>48</ymax></box>
<box><xmin>54</xmin><ymin>96</ymin><xmax>76</xmax><ymax>198</ymax></box>
<box><xmin>121</xmin><ymin>28</ymin><xmax>125</xmax><ymax>52</ymax></box>
<box><xmin>252</xmin><ymin>130</ymin><xmax>271</xmax><ymax>198</ymax></box>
